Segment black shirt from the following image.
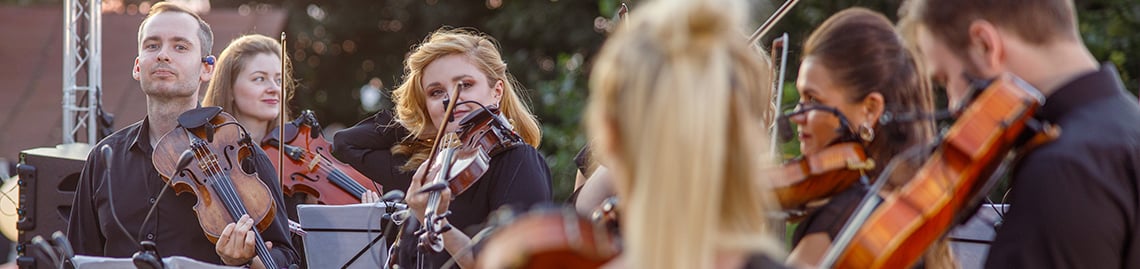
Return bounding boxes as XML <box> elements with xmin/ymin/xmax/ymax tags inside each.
<box><xmin>565</xmin><ymin>145</ymin><xmax>592</xmax><ymax>204</ymax></box>
<box><xmin>67</xmin><ymin>118</ymin><xmax>300</xmax><ymax>267</ymax></box>
<box><xmin>392</xmin><ymin>144</ymin><xmax>554</xmax><ymax>268</ymax></box>
<box><xmin>986</xmin><ymin>64</ymin><xmax>1140</xmax><ymax>268</ymax></box>
<box><xmin>790</xmin><ymin>183</ymin><xmax>868</xmax><ymax>246</ymax></box>
<box><xmin>331</xmin><ymin>110</ymin><xmax>414</xmax><ymax>192</ymax></box>
<box><xmin>742</xmin><ymin>253</ymin><xmax>789</xmax><ymax>269</ymax></box>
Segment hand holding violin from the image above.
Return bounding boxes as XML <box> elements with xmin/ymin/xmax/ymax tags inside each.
<box><xmin>215</xmin><ymin>214</ymin><xmax>274</xmax><ymax>269</ymax></box>
<box><xmin>407</xmin><ymin>161</ymin><xmax>452</xmax><ymax>223</ymax></box>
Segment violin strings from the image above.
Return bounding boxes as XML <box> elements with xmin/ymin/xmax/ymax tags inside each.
<box><xmin>192</xmin><ymin>142</ymin><xmax>245</xmax><ymax>219</ymax></box>
<box><xmin>284</xmin><ymin>149</ymin><xmax>372</xmax><ymax>197</ymax></box>
<box><xmin>194</xmin><ymin>141</ymin><xmax>278</xmax><ymax>268</ymax></box>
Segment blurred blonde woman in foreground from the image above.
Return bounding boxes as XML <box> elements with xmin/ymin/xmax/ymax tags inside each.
<box><xmin>586</xmin><ymin>0</ymin><xmax>785</xmax><ymax>268</ymax></box>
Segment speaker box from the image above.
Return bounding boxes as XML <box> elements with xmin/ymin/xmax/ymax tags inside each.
<box><xmin>16</xmin><ymin>144</ymin><xmax>90</xmax><ymax>269</ymax></box>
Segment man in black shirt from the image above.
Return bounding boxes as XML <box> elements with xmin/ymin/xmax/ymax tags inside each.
<box><xmin>66</xmin><ymin>3</ymin><xmax>298</xmax><ymax>268</ymax></box>
<box><xmin>900</xmin><ymin>0</ymin><xmax>1140</xmax><ymax>267</ymax></box>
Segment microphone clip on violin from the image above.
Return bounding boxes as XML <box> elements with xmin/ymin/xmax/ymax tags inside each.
<box><xmin>777</xmin><ymin>104</ymin><xmax>862</xmax><ymax>145</ymax></box>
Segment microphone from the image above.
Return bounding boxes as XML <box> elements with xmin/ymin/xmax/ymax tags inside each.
<box><xmin>101</xmin><ymin>145</ymin><xmax>113</xmax><ymax>164</ymax></box>
<box><xmin>50</xmin><ymin>231</ymin><xmax>74</xmax><ymax>261</ymax></box>
<box><xmin>174</xmin><ymin>150</ymin><xmax>195</xmax><ymax>174</ymax></box>
<box><xmin>132</xmin><ymin>241</ymin><xmax>164</xmax><ymax>269</ymax></box>
<box><xmin>302</xmin><ymin>111</ymin><xmax>322</xmax><ymax>139</ymax></box>
<box><xmin>381</xmin><ymin>190</ymin><xmax>405</xmax><ymax>202</ymax></box>
<box><xmin>101</xmin><ymin>145</ymin><xmax>139</xmax><ymax>245</ymax></box>
<box><xmin>30</xmin><ymin>236</ymin><xmax>60</xmax><ymax>267</ymax></box>
<box><xmin>441</xmin><ymin>99</ymin><xmax>455</xmax><ymax>122</ymax></box>
<box><xmin>418</xmin><ymin>182</ymin><xmax>448</xmax><ymax>194</ymax></box>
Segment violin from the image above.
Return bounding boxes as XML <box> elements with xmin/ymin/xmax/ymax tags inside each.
<box><xmin>438</xmin><ymin>105</ymin><xmax>523</xmax><ymax>197</ymax></box>
<box><xmin>475</xmin><ymin>207</ymin><xmax>620</xmax><ymax>269</ymax></box>
<box><xmin>822</xmin><ymin>74</ymin><xmax>1059</xmax><ymax>268</ymax></box>
<box><xmin>152</xmin><ymin>107</ymin><xmax>280</xmax><ymax>269</ymax></box>
<box><xmin>385</xmin><ymin>93</ymin><xmax>525</xmax><ymax>267</ymax></box>
<box><xmin>262</xmin><ymin>110</ymin><xmax>383</xmax><ymax>205</ymax></box>
<box><xmin>768</xmin><ymin>142</ymin><xmax>873</xmax><ymax>211</ymax></box>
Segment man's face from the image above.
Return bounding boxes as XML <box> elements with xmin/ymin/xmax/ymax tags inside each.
<box><xmin>132</xmin><ymin>12</ymin><xmax>210</xmax><ymax>99</ymax></box>
<box><xmin>917</xmin><ymin>27</ymin><xmax>975</xmax><ymax>111</ymax></box>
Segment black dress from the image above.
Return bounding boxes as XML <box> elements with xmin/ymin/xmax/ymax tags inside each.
<box><xmin>390</xmin><ymin>144</ymin><xmax>554</xmax><ymax>268</ymax></box>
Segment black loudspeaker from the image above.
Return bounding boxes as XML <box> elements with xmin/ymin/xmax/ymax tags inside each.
<box><xmin>15</xmin><ymin>144</ymin><xmax>90</xmax><ymax>269</ymax></box>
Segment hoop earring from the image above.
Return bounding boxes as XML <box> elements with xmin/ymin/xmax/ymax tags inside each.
<box><xmin>858</xmin><ymin>124</ymin><xmax>875</xmax><ymax>142</ymax></box>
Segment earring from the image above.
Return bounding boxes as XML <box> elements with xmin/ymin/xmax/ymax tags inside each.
<box><xmin>858</xmin><ymin>124</ymin><xmax>875</xmax><ymax>142</ymax></box>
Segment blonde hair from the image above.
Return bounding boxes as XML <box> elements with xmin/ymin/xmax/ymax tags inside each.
<box><xmin>587</xmin><ymin>0</ymin><xmax>783</xmax><ymax>268</ymax></box>
<box><xmin>202</xmin><ymin>34</ymin><xmax>294</xmax><ymax>134</ymax></box>
<box><xmin>391</xmin><ymin>28</ymin><xmax>542</xmax><ymax>171</ymax></box>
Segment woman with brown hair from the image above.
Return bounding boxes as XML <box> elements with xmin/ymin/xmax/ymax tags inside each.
<box><xmin>784</xmin><ymin>7</ymin><xmax>953</xmax><ymax>268</ymax></box>
<box><xmin>201</xmin><ymin>34</ymin><xmax>293</xmax><ymax>145</ymax></box>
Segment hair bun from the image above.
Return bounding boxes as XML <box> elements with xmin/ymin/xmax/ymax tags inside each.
<box><xmin>644</xmin><ymin>0</ymin><xmax>747</xmax><ymax>56</ymax></box>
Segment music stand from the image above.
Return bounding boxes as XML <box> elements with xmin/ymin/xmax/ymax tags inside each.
<box><xmin>947</xmin><ymin>203</ymin><xmax>1007</xmax><ymax>269</ymax></box>
<box><xmin>70</xmin><ymin>255</ymin><xmax>239</xmax><ymax>269</ymax></box>
<box><xmin>298</xmin><ymin>203</ymin><xmax>398</xmax><ymax>269</ymax></box>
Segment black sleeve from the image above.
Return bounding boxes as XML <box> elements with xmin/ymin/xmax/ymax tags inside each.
<box><xmin>486</xmin><ymin>145</ymin><xmax>553</xmax><ymax>212</ymax></box>
<box><xmin>249</xmin><ymin>147</ymin><xmax>302</xmax><ymax>267</ymax></box>
<box><xmin>331</xmin><ymin>110</ymin><xmax>413</xmax><ymax>192</ymax></box>
<box><xmin>985</xmin><ymin>152</ymin><xmax>1128</xmax><ymax>268</ymax></box>
<box><xmin>790</xmin><ymin>185</ymin><xmax>866</xmax><ymax>246</ymax></box>
<box><xmin>67</xmin><ymin>147</ymin><xmax>107</xmax><ymax>256</ymax></box>
<box><xmin>573</xmin><ymin>145</ymin><xmax>591</xmax><ymax>176</ymax></box>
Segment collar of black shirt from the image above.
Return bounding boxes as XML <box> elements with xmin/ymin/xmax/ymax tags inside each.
<box><xmin>1038</xmin><ymin>63</ymin><xmax>1128</xmax><ymax>122</ymax></box>
<box><xmin>128</xmin><ymin>117</ymin><xmax>154</xmax><ymax>154</ymax></box>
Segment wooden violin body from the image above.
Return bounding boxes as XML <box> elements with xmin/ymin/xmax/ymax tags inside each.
<box><xmin>262</xmin><ymin>110</ymin><xmax>382</xmax><ymax>205</ymax></box>
<box><xmin>477</xmin><ymin>208</ymin><xmax>620</xmax><ymax>269</ymax></box>
<box><xmin>830</xmin><ymin>74</ymin><xmax>1055</xmax><ymax>268</ymax></box>
<box><xmin>152</xmin><ymin>108</ymin><xmax>280</xmax><ymax>268</ymax></box>
<box><xmin>769</xmin><ymin>142</ymin><xmax>873</xmax><ymax>210</ymax></box>
<box><xmin>428</xmin><ymin>106</ymin><xmax>523</xmax><ymax>198</ymax></box>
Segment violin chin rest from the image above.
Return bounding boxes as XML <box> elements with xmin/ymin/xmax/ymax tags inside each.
<box><xmin>178</xmin><ymin>106</ymin><xmax>223</xmax><ymax>129</ymax></box>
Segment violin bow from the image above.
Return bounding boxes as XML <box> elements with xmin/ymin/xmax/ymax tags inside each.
<box><xmin>768</xmin><ymin>33</ymin><xmax>789</xmax><ymax>156</ymax></box>
<box><xmin>279</xmin><ymin>32</ymin><xmax>287</xmax><ymax>188</ymax></box>
<box><xmin>748</xmin><ymin>0</ymin><xmax>802</xmax><ymax>45</ymax></box>
<box><xmin>416</xmin><ymin>80</ymin><xmax>467</xmax><ymax>254</ymax></box>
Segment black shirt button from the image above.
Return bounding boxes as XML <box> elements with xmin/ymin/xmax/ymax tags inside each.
<box><xmin>149</xmin><ymin>197</ymin><xmax>156</xmax><ymax>204</ymax></box>
<box><xmin>146</xmin><ymin>233</ymin><xmax>154</xmax><ymax>240</ymax></box>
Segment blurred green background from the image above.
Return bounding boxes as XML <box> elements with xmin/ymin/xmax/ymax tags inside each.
<box><xmin>10</xmin><ymin>0</ymin><xmax>1136</xmax><ymax>201</ymax></box>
